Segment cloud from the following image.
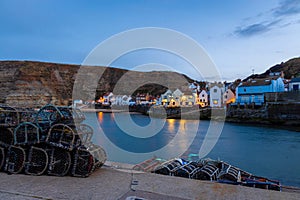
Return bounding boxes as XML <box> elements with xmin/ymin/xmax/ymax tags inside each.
<box><xmin>273</xmin><ymin>0</ymin><xmax>300</xmax><ymax>17</ymax></box>
<box><xmin>234</xmin><ymin>0</ymin><xmax>300</xmax><ymax>37</ymax></box>
<box><xmin>235</xmin><ymin>20</ymin><xmax>281</xmax><ymax>37</ymax></box>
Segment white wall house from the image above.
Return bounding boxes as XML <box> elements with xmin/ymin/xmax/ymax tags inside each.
<box><xmin>181</xmin><ymin>90</ymin><xmax>196</xmax><ymax>107</ymax></box>
<box><xmin>111</xmin><ymin>95</ymin><xmax>132</xmax><ymax>105</ymax></box>
<box><xmin>209</xmin><ymin>85</ymin><xmax>223</xmax><ymax>107</ymax></box>
<box><xmin>103</xmin><ymin>92</ymin><xmax>113</xmax><ymax>106</ymax></box>
<box><xmin>197</xmin><ymin>89</ymin><xmax>208</xmax><ymax>107</ymax></box>
<box><xmin>160</xmin><ymin>89</ymin><xmax>173</xmax><ymax>106</ymax></box>
<box><xmin>171</xmin><ymin>89</ymin><xmax>183</xmax><ymax>107</ymax></box>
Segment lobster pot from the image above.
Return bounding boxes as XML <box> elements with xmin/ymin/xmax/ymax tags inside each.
<box><xmin>71</xmin><ymin>148</ymin><xmax>95</xmax><ymax>177</ymax></box>
<box><xmin>77</xmin><ymin>124</ymin><xmax>93</xmax><ymax>146</ymax></box>
<box><xmin>46</xmin><ymin>124</ymin><xmax>76</xmax><ymax>151</ymax></box>
<box><xmin>87</xmin><ymin>144</ymin><xmax>107</xmax><ymax>169</ymax></box>
<box><xmin>193</xmin><ymin>163</ymin><xmax>220</xmax><ymax>181</ymax></box>
<box><xmin>0</xmin><ymin>127</ymin><xmax>14</xmax><ymax>148</ymax></box>
<box><xmin>0</xmin><ymin>105</ymin><xmax>19</xmax><ymax>127</ymax></box>
<box><xmin>25</xmin><ymin>146</ymin><xmax>48</xmax><ymax>176</ymax></box>
<box><xmin>218</xmin><ymin>165</ymin><xmax>241</xmax><ymax>182</ymax></box>
<box><xmin>14</xmin><ymin>122</ymin><xmax>40</xmax><ymax>145</ymax></box>
<box><xmin>173</xmin><ymin>162</ymin><xmax>201</xmax><ymax>179</ymax></box>
<box><xmin>47</xmin><ymin>147</ymin><xmax>71</xmax><ymax>176</ymax></box>
<box><xmin>0</xmin><ymin>147</ymin><xmax>5</xmax><ymax>170</ymax></box>
<box><xmin>5</xmin><ymin>145</ymin><xmax>26</xmax><ymax>174</ymax></box>
<box><xmin>153</xmin><ymin>158</ymin><xmax>186</xmax><ymax>176</ymax></box>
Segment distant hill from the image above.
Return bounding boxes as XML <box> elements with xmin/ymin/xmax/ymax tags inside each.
<box><xmin>0</xmin><ymin>61</ymin><xmax>194</xmax><ymax>107</ymax></box>
<box><xmin>244</xmin><ymin>57</ymin><xmax>300</xmax><ymax>81</ymax></box>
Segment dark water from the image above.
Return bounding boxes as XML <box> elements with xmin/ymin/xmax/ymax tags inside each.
<box><xmin>84</xmin><ymin>112</ymin><xmax>300</xmax><ymax>187</ymax></box>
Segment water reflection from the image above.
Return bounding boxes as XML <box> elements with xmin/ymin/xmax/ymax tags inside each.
<box><xmin>85</xmin><ymin>112</ymin><xmax>300</xmax><ymax>187</ymax></box>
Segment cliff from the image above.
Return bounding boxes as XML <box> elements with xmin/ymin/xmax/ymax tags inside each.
<box><xmin>0</xmin><ymin>61</ymin><xmax>193</xmax><ymax>107</ymax></box>
<box><xmin>244</xmin><ymin>57</ymin><xmax>300</xmax><ymax>80</ymax></box>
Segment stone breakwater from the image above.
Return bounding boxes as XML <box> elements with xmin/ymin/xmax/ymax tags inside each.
<box><xmin>226</xmin><ymin>102</ymin><xmax>300</xmax><ymax>129</ymax></box>
<box><xmin>0</xmin><ymin>104</ymin><xmax>106</xmax><ymax>177</ymax></box>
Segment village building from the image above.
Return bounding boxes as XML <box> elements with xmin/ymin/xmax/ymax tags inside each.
<box><xmin>180</xmin><ymin>89</ymin><xmax>196</xmax><ymax>107</ymax></box>
<box><xmin>102</xmin><ymin>92</ymin><xmax>113</xmax><ymax>106</ymax></box>
<box><xmin>135</xmin><ymin>93</ymin><xmax>151</xmax><ymax>105</ymax></box>
<box><xmin>110</xmin><ymin>95</ymin><xmax>132</xmax><ymax>106</ymax></box>
<box><xmin>236</xmin><ymin>76</ymin><xmax>285</xmax><ymax>105</ymax></box>
<box><xmin>159</xmin><ymin>89</ymin><xmax>173</xmax><ymax>106</ymax></box>
<box><xmin>223</xmin><ymin>88</ymin><xmax>236</xmax><ymax>105</ymax></box>
<box><xmin>289</xmin><ymin>77</ymin><xmax>300</xmax><ymax>91</ymax></box>
<box><xmin>209</xmin><ymin>83</ymin><xmax>224</xmax><ymax>108</ymax></box>
<box><xmin>197</xmin><ymin>89</ymin><xmax>209</xmax><ymax>107</ymax></box>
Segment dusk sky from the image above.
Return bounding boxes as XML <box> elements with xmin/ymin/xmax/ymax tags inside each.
<box><xmin>1</xmin><ymin>0</ymin><xmax>300</xmax><ymax>81</ymax></box>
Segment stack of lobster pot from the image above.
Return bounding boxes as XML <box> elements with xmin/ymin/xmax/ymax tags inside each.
<box><xmin>0</xmin><ymin>104</ymin><xmax>106</xmax><ymax>177</ymax></box>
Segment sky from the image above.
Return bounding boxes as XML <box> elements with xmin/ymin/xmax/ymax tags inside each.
<box><xmin>1</xmin><ymin>0</ymin><xmax>300</xmax><ymax>81</ymax></box>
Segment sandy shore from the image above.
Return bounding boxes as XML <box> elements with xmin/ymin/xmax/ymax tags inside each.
<box><xmin>0</xmin><ymin>161</ymin><xmax>299</xmax><ymax>200</ymax></box>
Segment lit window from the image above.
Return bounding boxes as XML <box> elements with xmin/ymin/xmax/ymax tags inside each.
<box><xmin>213</xmin><ymin>100</ymin><xmax>218</xmax><ymax>105</ymax></box>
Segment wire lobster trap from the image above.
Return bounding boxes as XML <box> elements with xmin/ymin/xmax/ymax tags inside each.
<box><xmin>218</xmin><ymin>164</ymin><xmax>241</xmax><ymax>182</ymax></box>
<box><xmin>47</xmin><ymin>147</ymin><xmax>71</xmax><ymax>176</ymax></box>
<box><xmin>58</xmin><ymin>107</ymin><xmax>86</xmax><ymax>125</ymax></box>
<box><xmin>5</xmin><ymin>145</ymin><xmax>26</xmax><ymax>174</ymax></box>
<box><xmin>0</xmin><ymin>105</ymin><xmax>20</xmax><ymax>127</ymax></box>
<box><xmin>85</xmin><ymin>144</ymin><xmax>107</xmax><ymax>169</ymax></box>
<box><xmin>152</xmin><ymin>158</ymin><xmax>187</xmax><ymax>176</ymax></box>
<box><xmin>14</xmin><ymin>122</ymin><xmax>41</xmax><ymax>145</ymax></box>
<box><xmin>76</xmin><ymin>124</ymin><xmax>94</xmax><ymax>146</ymax></box>
<box><xmin>46</xmin><ymin>124</ymin><xmax>78</xmax><ymax>151</ymax></box>
<box><xmin>173</xmin><ymin>162</ymin><xmax>202</xmax><ymax>179</ymax></box>
<box><xmin>25</xmin><ymin>146</ymin><xmax>48</xmax><ymax>176</ymax></box>
<box><xmin>0</xmin><ymin>127</ymin><xmax>14</xmax><ymax>148</ymax></box>
<box><xmin>0</xmin><ymin>147</ymin><xmax>5</xmax><ymax>170</ymax></box>
<box><xmin>192</xmin><ymin>163</ymin><xmax>220</xmax><ymax>181</ymax></box>
<box><xmin>71</xmin><ymin>147</ymin><xmax>96</xmax><ymax>177</ymax></box>
<box><xmin>35</xmin><ymin>104</ymin><xmax>65</xmax><ymax>133</ymax></box>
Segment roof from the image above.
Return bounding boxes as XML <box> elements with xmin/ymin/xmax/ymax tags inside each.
<box><xmin>240</xmin><ymin>76</ymin><xmax>281</xmax><ymax>87</ymax></box>
<box><xmin>290</xmin><ymin>77</ymin><xmax>300</xmax><ymax>83</ymax></box>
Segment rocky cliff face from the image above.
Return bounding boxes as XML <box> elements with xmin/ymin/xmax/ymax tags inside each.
<box><xmin>0</xmin><ymin>61</ymin><xmax>79</xmax><ymax>107</ymax></box>
<box><xmin>244</xmin><ymin>57</ymin><xmax>300</xmax><ymax>80</ymax></box>
<box><xmin>0</xmin><ymin>61</ymin><xmax>193</xmax><ymax>107</ymax></box>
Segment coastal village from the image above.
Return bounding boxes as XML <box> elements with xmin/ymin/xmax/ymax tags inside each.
<box><xmin>76</xmin><ymin>71</ymin><xmax>299</xmax><ymax>110</ymax></box>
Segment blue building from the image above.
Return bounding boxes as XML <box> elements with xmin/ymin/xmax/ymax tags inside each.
<box><xmin>289</xmin><ymin>77</ymin><xmax>300</xmax><ymax>91</ymax></box>
<box><xmin>236</xmin><ymin>76</ymin><xmax>285</xmax><ymax>105</ymax></box>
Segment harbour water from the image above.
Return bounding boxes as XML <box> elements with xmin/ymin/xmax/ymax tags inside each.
<box><xmin>84</xmin><ymin>111</ymin><xmax>300</xmax><ymax>187</ymax></box>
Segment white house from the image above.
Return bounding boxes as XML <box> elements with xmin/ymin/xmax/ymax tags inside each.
<box><xmin>171</xmin><ymin>89</ymin><xmax>183</xmax><ymax>107</ymax></box>
<box><xmin>111</xmin><ymin>95</ymin><xmax>132</xmax><ymax>105</ymax></box>
<box><xmin>197</xmin><ymin>89</ymin><xmax>208</xmax><ymax>107</ymax></box>
<box><xmin>209</xmin><ymin>84</ymin><xmax>224</xmax><ymax>108</ymax></box>
<box><xmin>160</xmin><ymin>89</ymin><xmax>173</xmax><ymax>106</ymax></box>
<box><xmin>102</xmin><ymin>92</ymin><xmax>113</xmax><ymax>106</ymax></box>
<box><xmin>180</xmin><ymin>89</ymin><xmax>196</xmax><ymax>107</ymax></box>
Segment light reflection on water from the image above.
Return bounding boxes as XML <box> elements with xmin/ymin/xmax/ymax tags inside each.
<box><xmin>85</xmin><ymin>112</ymin><xmax>300</xmax><ymax>187</ymax></box>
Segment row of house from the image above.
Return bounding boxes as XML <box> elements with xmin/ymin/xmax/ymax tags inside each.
<box><xmin>74</xmin><ymin>73</ymin><xmax>300</xmax><ymax>108</ymax></box>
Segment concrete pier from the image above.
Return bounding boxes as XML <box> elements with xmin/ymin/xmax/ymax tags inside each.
<box><xmin>0</xmin><ymin>162</ymin><xmax>300</xmax><ymax>200</ymax></box>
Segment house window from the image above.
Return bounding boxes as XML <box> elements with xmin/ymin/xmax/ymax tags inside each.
<box><xmin>213</xmin><ymin>100</ymin><xmax>218</xmax><ymax>105</ymax></box>
<box><xmin>244</xmin><ymin>88</ymin><xmax>246</xmax><ymax>92</ymax></box>
<box><xmin>202</xmin><ymin>94</ymin><xmax>205</xmax><ymax>97</ymax></box>
<box><xmin>224</xmin><ymin>95</ymin><xmax>227</xmax><ymax>99</ymax></box>
<box><xmin>213</xmin><ymin>89</ymin><xmax>217</xmax><ymax>93</ymax></box>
